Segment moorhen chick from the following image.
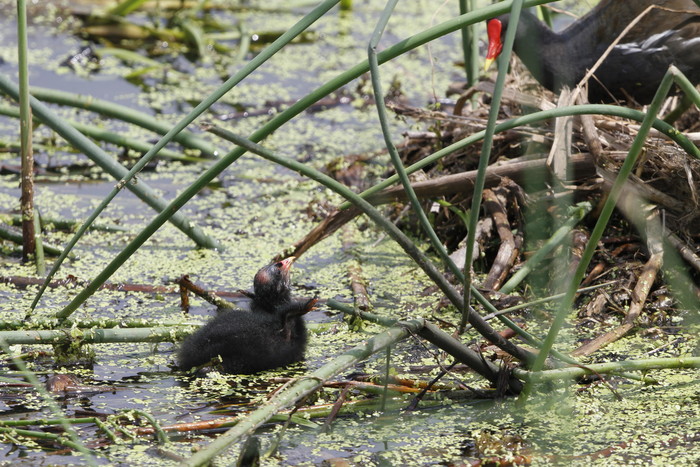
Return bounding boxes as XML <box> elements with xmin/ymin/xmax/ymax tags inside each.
<box><xmin>485</xmin><ymin>0</ymin><xmax>700</xmax><ymax>103</ymax></box>
<box><xmin>177</xmin><ymin>257</ymin><xmax>317</xmax><ymax>374</ymax></box>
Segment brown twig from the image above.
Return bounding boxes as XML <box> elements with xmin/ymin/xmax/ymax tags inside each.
<box><xmin>452</xmin><ymin>80</ymin><xmax>555</xmax><ymax>114</ymax></box>
<box><xmin>347</xmin><ymin>263</ymin><xmax>371</xmax><ymax>312</ymax></box>
<box><xmin>0</xmin><ymin>275</ymin><xmax>175</xmax><ymax>294</ymax></box>
<box><xmin>573</xmin><ymin>209</ymin><xmax>664</xmax><ymax>357</ymax></box>
<box><xmin>405</xmin><ymin>362</ymin><xmax>456</xmax><ymax>411</ymax></box>
<box><xmin>321</xmin><ymin>386</ymin><xmax>350</xmax><ymax>433</ymax></box>
<box><xmin>569</xmin><ymin>228</ymin><xmax>589</xmax><ymax>276</ymax></box>
<box><xmin>341</xmin><ymin>226</ymin><xmax>372</xmax><ymax>312</ymax></box>
<box><xmin>135</xmin><ymin>416</ymin><xmax>240</xmax><ymax>435</ymax></box>
<box><xmin>482</xmin><ymin>187</ymin><xmax>520</xmax><ymax>291</ymax></box>
<box><xmin>361</xmin><ymin>374</ymin><xmax>460</xmax><ymax>391</ymax></box>
<box><xmin>547</xmin><ymin>87</ymin><xmax>575</xmax><ymax>183</ymax></box>
<box><xmin>575</xmin><ymin>90</ymin><xmax>605</xmax><ymax>161</ymax></box>
<box><xmin>370</xmin><ymin>153</ymin><xmax>595</xmax><ymax>205</ymax></box>
<box><xmin>174</xmin><ymin>275</ymin><xmax>241</xmax><ymax>311</ymax></box>
<box><xmin>20</xmin><ymin>107</ymin><xmax>35</xmax><ymax>263</ymax></box>
<box><xmin>581</xmin><ymin>243</ymin><xmax>639</xmax><ymax>287</ymax></box>
<box><xmin>271</xmin><ymin>378</ymin><xmax>429</xmax><ymax>394</ymax></box>
<box><xmin>665</xmin><ymin>231</ymin><xmax>700</xmax><ymax>274</ymax></box>
<box><xmin>283</xmin><ymin>154</ymin><xmax>596</xmax><ymax>260</ymax></box>
<box><xmin>178</xmin><ymin>276</ymin><xmax>190</xmax><ymax>312</ymax></box>
<box><xmin>280</xmin><ymin>207</ymin><xmax>360</xmax><ymax>260</ymax></box>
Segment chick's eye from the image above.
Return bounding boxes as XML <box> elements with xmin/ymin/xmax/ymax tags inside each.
<box><xmin>275</xmin><ymin>262</ymin><xmax>283</xmax><ymax>268</ymax></box>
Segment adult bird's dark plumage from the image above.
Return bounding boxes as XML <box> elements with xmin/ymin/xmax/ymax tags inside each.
<box><xmin>485</xmin><ymin>0</ymin><xmax>700</xmax><ymax>103</ymax></box>
<box><xmin>177</xmin><ymin>257</ymin><xmax>317</xmax><ymax>374</ymax></box>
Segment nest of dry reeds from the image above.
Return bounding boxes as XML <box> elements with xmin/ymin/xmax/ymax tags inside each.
<box><xmin>391</xmin><ymin>70</ymin><xmax>700</xmax><ymax>246</ymax></box>
<box><xmin>380</xmin><ymin>67</ymin><xmax>700</xmax><ymax>349</ymax></box>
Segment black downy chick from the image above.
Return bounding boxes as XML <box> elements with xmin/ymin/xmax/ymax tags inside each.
<box><xmin>177</xmin><ymin>257</ymin><xmax>316</xmax><ymax>374</ymax></box>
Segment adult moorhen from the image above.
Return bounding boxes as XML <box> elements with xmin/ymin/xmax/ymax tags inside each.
<box><xmin>485</xmin><ymin>0</ymin><xmax>700</xmax><ymax>103</ymax></box>
<box><xmin>177</xmin><ymin>257</ymin><xmax>317</xmax><ymax>374</ymax></box>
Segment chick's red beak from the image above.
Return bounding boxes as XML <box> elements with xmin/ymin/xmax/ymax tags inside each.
<box><xmin>278</xmin><ymin>256</ymin><xmax>296</xmax><ymax>273</ymax></box>
<box><xmin>485</xmin><ymin>18</ymin><xmax>503</xmax><ymax>71</ymax></box>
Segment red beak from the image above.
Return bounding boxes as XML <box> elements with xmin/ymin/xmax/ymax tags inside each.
<box><xmin>485</xmin><ymin>18</ymin><xmax>503</xmax><ymax>71</ymax></box>
<box><xmin>279</xmin><ymin>256</ymin><xmax>295</xmax><ymax>272</ymax></box>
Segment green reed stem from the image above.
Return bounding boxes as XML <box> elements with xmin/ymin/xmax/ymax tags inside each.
<box><xmin>0</xmin><ymin>222</ymin><xmax>65</xmax><ymax>256</ymax></box>
<box><xmin>368</xmin><ymin>0</ymin><xmax>477</xmax><ymax>319</ymax></box>
<box><xmin>0</xmin><ymin>326</ymin><xmax>193</xmax><ymax>345</ymax></box>
<box><xmin>0</xmin><ymin>102</ymin><xmax>204</xmax><ymax>162</ymax></box>
<box><xmin>26</xmin><ymin>86</ymin><xmax>218</xmax><ymax>158</ymax></box>
<box><xmin>514</xmin><ymin>357</ymin><xmax>700</xmax><ymax>382</ymax></box>
<box><xmin>17</xmin><ymin>0</ymin><xmax>35</xmax><ymax>263</ymax></box>
<box><xmin>460</xmin><ymin>0</ymin><xmax>524</xmax><ymax>333</ymax></box>
<box><xmin>32</xmin><ymin>209</ymin><xmax>45</xmax><ymax>275</ymax></box>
